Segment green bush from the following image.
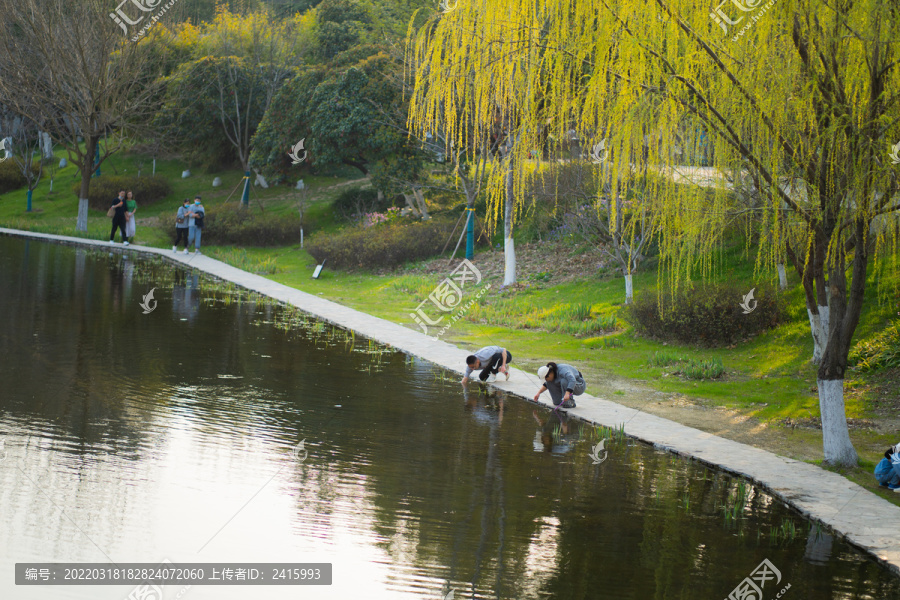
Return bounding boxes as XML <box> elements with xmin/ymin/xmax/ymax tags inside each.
<box><xmin>0</xmin><ymin>160</ymin><xmax>29</xmax><ymax>194</ymax></box>
<box><xmin>626</xmin><ymin>283</ymin><xmax>782</xmax><ymax>345</ymax></box>
<box><xmin>306</xmin><ymin>217</ymin><xmax>484</xmax><ymax>269</ymax></box>
<box><xmin>200</xmin><ymin>206</ymin><xmax>308</xmax><ymax>247</ymax></box>
<box><xmin>70</xmin><ymin>175</ymin><xmax>172</xmax><ymax>211</ymax></box>
<box><xmin>681</xmin><ymin>358</ymin><xmax>725</xmax><ymax>380</ymax></box>
<box><xmin>648</xmin><ymin>350</ymin><xmax>686</xmax><ymax>367</ymax></box>
<box><xmin>850</xmin><ymin>320</ymin><xmax>900</xmax><ymax>372</ymax></box>
<box><xmin>331</xmin><ymin>187</ymin><xmax>395</xmax><ymax>221</ymax></box>
<box><xmin>646</xmin><ymin>352</ymin><xmax>725</xmax><ymax>379</ymax></box>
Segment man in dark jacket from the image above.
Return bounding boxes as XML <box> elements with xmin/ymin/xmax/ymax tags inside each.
<box><xmin>109</xmin><ymin>190</ymin><xmax>128</xmax><ymax>245</ymax></box>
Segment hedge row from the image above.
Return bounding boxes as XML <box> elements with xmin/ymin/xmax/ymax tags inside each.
<box><xmin>306</xmin><ymin>217</ymin><xmax>486</xmax><ymax>269</ymax></box>
<box><xmin>625</xmin><ymin>284</ymin><xmax>782</xmax><ymax>345</ymax></box>
<box><xmin>70</xmin><ymin>175</ymin><xmax>172</xmax><ymax>211</ymax></box>
<box><xmin>200</xmin><ymin>206</ymin><xmax>307</xmax><ymax>247</ymax></box>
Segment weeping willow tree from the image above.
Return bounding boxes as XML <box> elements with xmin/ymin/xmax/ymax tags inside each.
<box><xmin>408</xmin><ymin>0</ymin><xmax>900</xmax><ymax>466</ymax></box>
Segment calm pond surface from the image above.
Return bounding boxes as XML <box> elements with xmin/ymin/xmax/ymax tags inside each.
<box><xmin>1</xmin><ymin>235</ymin><xmax>899</xmax><ymax>600</ymax></box>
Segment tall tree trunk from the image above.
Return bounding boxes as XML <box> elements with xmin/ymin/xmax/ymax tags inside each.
<box><xmin>816</xmin><ymin>230</ymin><xmax>864</xmax><ymax>467</ymax></box>
<box><xmin>808</xmin><ymin>305</ymin><xmax>830</xmax><ymax>363</ymax></box>
<box><xmin>503</xmin><ymin>155</ymin><xmax>516</xmax><ymax>286</ymax></box>
<box><xmin>624</xmin><ymin>271</ymin><xmax>633</xmax><ymax>304</ymax></box>
<box><xmin>76</xmin><ymin>169</ymin><xmax>91</xmax><ymax>232</ymax></box>
<box><xmin>793</xmin><ymin>239</ymin><xmax>830</xmax><ymax>364</ymax></box>
<box><xmin>777</xmin><ymin>263</ymin><xmax>787</xmax><ymax>289</ymax></box>
<box><xmin>76</xmin><ymin>136</ymin><xmax>97</xmax><ymax>232</ymax></box>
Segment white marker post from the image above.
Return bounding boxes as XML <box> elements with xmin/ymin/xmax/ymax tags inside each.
<box><xmin>312</xmin><ymin>259</ymin><xmax>325</xmax><ymax>279</ymax></box>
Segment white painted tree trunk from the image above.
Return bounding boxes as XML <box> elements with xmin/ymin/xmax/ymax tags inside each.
<box><xmin>504</xmin><ymin>238</ymin><xmax>516</xmax><ymax>286</ymax></box>
<box><xmin>777</xmin><ymin>263</ymin><xmax>787</xmax><ymax>290</ymax></box>
<box><xmin>503</xmin><ymin>152</ymin><xmax>516</xmax><ymax>286</ymax></box>
<box><xmin>76</xmin><ymin>198</ymin><xmax>89</xmax><ymax>232</ymax></box>
<box><xmin>817</xmin><ymin>379</ymin><xmax>859</xmax><ymax>466</ymax></box>
<box><xmin>624</xmin><ymin>273</ymin><xmax>633</xmax><ymax>304</ymax></box>
<box><xmin>807</xmin><ymin>305</ymin><xmax>830</xmax><ymax>364</ymax></box>
<box><xmin>39</xmin><ymin>132</ymin><xmax>53</xmax><ymax>158</ymax></box>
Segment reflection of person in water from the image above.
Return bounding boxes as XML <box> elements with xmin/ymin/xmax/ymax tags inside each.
<box><xmin>171</xmin><ymin>271</ymin><xmax>200</xmax><ymax>323</ymax></box>
<box><xmin>463</xmin><ymin>386</ymin><xmax>505</xmax><ymax>425</ymax></box>
<box><xmin>109</xmin><ymin>255</ymin><xmax>126</xmax><ymax>312</ymax></box>
<box><xmin>122</xmin><ymin>255</ymin><xmax>135</xmax><ymax>301</ymax></box>
<box><xmin>532</xmin><ymin>409</ymin><xmax>572</xmax><ymax>453</ymax></box>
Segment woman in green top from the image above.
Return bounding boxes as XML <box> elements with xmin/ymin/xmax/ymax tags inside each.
<box><xmin>124</xmin><ymin>190</ymin><xmax>137</xmax><ymax>242</ymax></box>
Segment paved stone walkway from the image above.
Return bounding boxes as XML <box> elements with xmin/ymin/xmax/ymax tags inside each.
<box><xmin>3</xmin><ymin>227</ymin><xmax>899</xmax><ymax>575</ymax></box>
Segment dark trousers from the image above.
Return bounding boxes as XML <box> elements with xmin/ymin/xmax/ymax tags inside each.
<box><xmin>479</xmin><ymin>351</ymin><xmax>512</xmax><ymax>381</ymax></box>
<box><xmin>174</xmin><ymin>227</ymin><xmax>190</xmax><ymax>248</ymax></box>
<box><xmin>110</xmin><ymin>216</ymin><xmax>127</xmax><ymax>241</ymax></box>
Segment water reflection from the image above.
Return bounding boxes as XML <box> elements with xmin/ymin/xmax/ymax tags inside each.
<box><xmin>172</xmin><ymin>270</ymin><xmax>200</xmax><ymax>324</ymax></box>
<box><xmin>532</xmin><ymin>409</ymin><xmax>573</xmax><ymax>454</ymax></box>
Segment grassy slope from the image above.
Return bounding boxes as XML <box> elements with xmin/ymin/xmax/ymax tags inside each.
<box><xmin>3</xmin><ymin>150</ymin><xmax>898</xmax><ymax>503</ymax></box>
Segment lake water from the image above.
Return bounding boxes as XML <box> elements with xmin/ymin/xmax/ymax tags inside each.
<box><xmin>1</xmin><ymin>235</ymin><xmax>898</xmax><ymax>599</ymax></box>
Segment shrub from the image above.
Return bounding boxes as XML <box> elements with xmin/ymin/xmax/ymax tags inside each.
<box><xmin>680</xmin><ymin>358</ymin><xmax>725</xmax><ymax>380</ymax></box>
<box><xmin>626</xmin><ymin>283</ymin><xmax>782</xmax><ymax>345</ymax></box>
<box><xmin>306</xmin><ymin>217</ymin><xmax>485</xmax><ymax>269</ymax></box>
<box><xmin>648</xmin><ymin>350</ymin><xmax>686</xmax><ymax>367</ymax></box>
<box><xmin>200</xmin><ymin>206</ymin><xmax>308</xmax><ymax>247</ymax></box>
<box><xmin>647</xmin><ymin>352</ymin><xmax>725</xmax><ymax>380</ymax></box>
<box><xmin>70</xmin><ymin>175</ymin><xmax>172</xmax><ymax>211</ymax></box>
<box><xmin>332</xmin><ymin>187</ymin><xmax>395</xmax><ymax>221</ymax></box>
<box><xmin>850</xmin><ymin>320</ymin><xmax>900</xmax><ymax>372</ymax></box>
<box><xmin>0</xmin><ymin>160</ymin><xmax>29</xmax><ymax>194</ymax></box>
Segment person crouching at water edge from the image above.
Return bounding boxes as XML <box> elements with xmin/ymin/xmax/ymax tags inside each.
<box><xmin>534</xmin><ymin>362</ymin><xmax>586</xmax><ymax>409</ymax></box>
<box><xmin>461</xmin><ymin>346</ymin><xmax>512</xmax><ymax>385</ymax></box>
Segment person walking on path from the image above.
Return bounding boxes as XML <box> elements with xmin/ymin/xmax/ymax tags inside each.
<box><xmin>124</xmin><ymin>190</ymin><xmax>137</xmax><ymax>242</ymax></box>
<box><xmin>461</xmin><ymin>346</ymin><xmax>512</xmax><ymax>385</ymax></box>
<box><xmin>533</xmin><ymin>362</ymin><xmax>586</xmax><ymax>409</ymax></box>
<box><xmin>109</xmin><ymin>190</ymin><xmax>128</xmax><ymax>245</ymax></box>
<box><xmin>187</xmin><ymin>196</ymin><xmax>205</xmax><ymax>254</ymax></box>
<box><xmin>173</xmin><ymin>198</ymin><xmax>192</xmax><ymax>253</ymax></box>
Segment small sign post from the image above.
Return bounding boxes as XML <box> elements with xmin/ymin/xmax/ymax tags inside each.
<box><xmin>312</xmin><ymin>259</ymin><xmax>325</xmax><ymax>279</ymax></box>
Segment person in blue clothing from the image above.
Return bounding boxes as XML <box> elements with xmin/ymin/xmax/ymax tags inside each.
<box><xmin>875</xmin><ymin>444</ymin><xmax>900</xmax><ymax>491</ymax></box>
<box><xmin>173</xmin><ymin>198</ymin><xmax>192</xmax><ymax>253</ymax></box>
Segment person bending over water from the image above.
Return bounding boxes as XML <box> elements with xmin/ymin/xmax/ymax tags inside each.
<box><xmin>461</xmin><ymin>346</ymin><xmax>512</xmax><ymax>385</ymax></box>
<box><xmin>533</xmin><ymin>362</ymin><xmax>586</xmax><ymax>409</ymax></box>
